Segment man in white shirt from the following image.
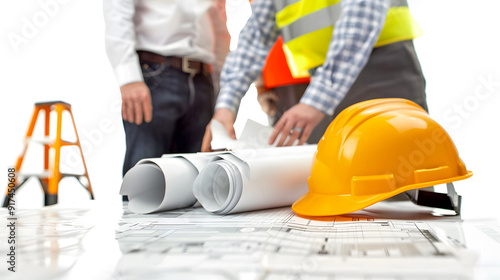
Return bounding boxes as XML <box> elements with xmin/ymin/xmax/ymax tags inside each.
<box><xmin>103</xmin><ymin>0</ymin><xmax>229</xmax><ymax>194</ymax></box>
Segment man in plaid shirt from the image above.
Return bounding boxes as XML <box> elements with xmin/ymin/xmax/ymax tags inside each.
<box><xmin>202</xmin><ymin>0</ymin><xmax>427</xmax><ymax>150</ymax></box>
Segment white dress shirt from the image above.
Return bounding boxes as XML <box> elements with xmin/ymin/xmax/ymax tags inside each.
<box><xmin>104</xmin><ymin>0</ymin><xmax>218</xmax><ymax>87</ymax></box>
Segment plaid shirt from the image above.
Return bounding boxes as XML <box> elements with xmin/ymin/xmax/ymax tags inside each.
<box><xmin>216</xmin><ymin>0</ymin><xmax>389</xmax><ymax>115</ymax></box>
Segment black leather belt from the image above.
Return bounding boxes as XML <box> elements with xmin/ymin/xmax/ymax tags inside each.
<box><xmin>137</xmin><ymin>51</ymin><xmax>211</xmax><ymax>76</ymax></box>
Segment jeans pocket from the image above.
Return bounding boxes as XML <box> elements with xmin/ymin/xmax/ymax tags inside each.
<box><xmin>141</xmin><ymin>62</ymin><xmax>166</xmax><ymax>78</ymax></box>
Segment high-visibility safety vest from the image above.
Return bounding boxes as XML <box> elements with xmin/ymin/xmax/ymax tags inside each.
<box><xmin>274</xmin><ymin>0</ymin><xmax>423</xmax><ymax>77</ymax></box>
<box><xmin>250</xmin><ymin>0</ymin><xmax>311</xmax><ymax>90</ymax></box>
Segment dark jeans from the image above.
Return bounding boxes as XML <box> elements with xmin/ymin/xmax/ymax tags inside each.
<box><xmin>122</xmin><ymin>60</ymin><xmax>214</xmax><ymax>176</ymax></box>
<box><xmin>271</xmin><ymin>40</ymin><xmax>428</xmax><ymax>143</ymax></box>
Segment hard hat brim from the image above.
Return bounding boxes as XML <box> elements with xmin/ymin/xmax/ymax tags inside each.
<box><xmin>292</xmin><ymin>171</ymin><xmax>473</xmax><ymax>217</ymax></box>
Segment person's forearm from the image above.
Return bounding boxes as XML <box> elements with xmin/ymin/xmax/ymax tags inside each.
<box><xmin>215</xmin><ymin>0</ymin><xmax>280</xmax><ymax>114</ymax></box>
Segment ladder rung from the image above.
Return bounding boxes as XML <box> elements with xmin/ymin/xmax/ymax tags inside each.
<box><xmin>61</xmin><ymin>140</ymin><xmax>79</xmax><ymax>146</ymax></box>
<box><xmin>16</xmin><ymin>171</ymin><xmax>50</xmax><ymax>180</ymax></box>
<box><xmin>26</xmin><ymin>137</ymin><xmax>78</xmax><ymax>146</ymax></box>
<box><xmin>60</xmin><ymin>173</ymin><xmax>87</xmax><ymax>178</ymax></box>
<box><xmin>14</xmin><ymin>172</ymin><xmax>87</xmax><ymax>180</ymax></box>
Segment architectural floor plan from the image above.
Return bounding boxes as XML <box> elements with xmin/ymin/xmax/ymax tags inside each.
<box><xmin>114</xmin><ymin>205</ymin><xmax>477</xmax><ymax>279</ymax></box>
<box><xmin>1</xmin><ymin>201</ymin><xmax>497</xmax><ymax>280</ymax></box>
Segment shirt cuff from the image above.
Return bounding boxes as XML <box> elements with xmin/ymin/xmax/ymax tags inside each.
<box><xmin>299</xmin><ymin>83</ymin><xmax>340</xmax><ymax>116</ymax></box>
<box><xmin>215</xmin><ymin>89</ymin><xmax>241</xmax><ymax>114</ymax></box>
<box><xmin>114</xmin><ymin>61</ymin><xmax>144</xmax><ymax>87</ymax></box>
<box><xmin>299</xmin><ymin>98</ymin><xmax>335</xmax><ymax>116</ymax></box>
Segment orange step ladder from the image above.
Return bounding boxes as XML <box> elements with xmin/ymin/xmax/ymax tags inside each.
<box><xmin>3</xmin><ymin>101</ymin><xmax>95</xmax><ymax>206</ymax></box>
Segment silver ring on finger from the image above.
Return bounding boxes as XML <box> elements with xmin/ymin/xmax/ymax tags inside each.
<box><xmin>289</xmin><ymin>127</ymin><xmax>303</xmax><ymax>134</ymax></box>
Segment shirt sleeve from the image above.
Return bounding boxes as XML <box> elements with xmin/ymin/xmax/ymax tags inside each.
<box><xmin>300</xmin><ymin>0</ymin><xmax>390</xmax><ymax>115</ymax></box>
<box><xmin>215</xmin><ymin>0</ymin><xmax>280</xmax><ymax>114</ymax></box>
<box><xmin>207</xmin><ymin>0</ymin><xmax>231</xmax><ymax>95</ymax></box>
<box><xmin>103</xmin><ymin>0</ymin><xmax>143</xmax><ymax>87</ymax></box>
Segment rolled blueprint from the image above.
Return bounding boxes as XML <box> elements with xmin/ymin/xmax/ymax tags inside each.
<box><xmin>120</xmin><ymin>119</ymin><xmax>274</xmax><ymax>214</ymax></box>
<box><xmin>192</xmin><ymin>145</ymin><xmax>317</xmax><ymax>214</ymax></box>
<box><xmin>120</xmin><ymin>154</ymin><xmax>211</xmax><ymax>214</ymax></box>
<box><xmin>120</xmin><ymin>120</ymin><xmax>314</xmax><ymax>215</ymax></box>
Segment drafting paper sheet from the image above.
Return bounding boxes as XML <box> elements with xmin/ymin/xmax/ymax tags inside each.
<box><xmin>193</xmin><ymin>145</ymin><xmax>317</xmax><ymax>214</ymax></box>
<box><xmin>210</xmin><ymin>118</ymin><xmax>275</xmax><ymax>150</ymax></box>
<box><xmin>115</xmin><ymin>203</ymin><xmax>479</xmax><ymax>279</ymax></box>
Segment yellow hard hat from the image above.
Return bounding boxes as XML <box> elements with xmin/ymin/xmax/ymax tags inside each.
<box><xmin>292</xmin><ymin>98</ymin><xmax>473</xmax><ymax>216</ymax></box>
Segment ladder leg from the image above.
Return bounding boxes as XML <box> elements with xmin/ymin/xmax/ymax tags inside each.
<box><xmin>43</xmin><ymin>107</ymin><xmax>51</xmax><ymax>174</ymax></box>
<box><xmin>2</xmin><ymin>178</ymin><xmax>30</xmax><ymax>207</ymax></box>
<box><xmin>47</xmin><ymin>104</ymin><xmax>64</xmax><ymax>204</ymax></box>
<box><xmin>3</xmin><ymin>106</ymin><xmax>42</xmax><ymax>206</ymax></box>
<box><xmin>69</xmin><ymin>109</ymin><xmax>95</xmax><ymax>199</ymax></box>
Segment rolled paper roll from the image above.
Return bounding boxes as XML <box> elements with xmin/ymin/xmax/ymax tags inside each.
<box><xmin>120</xmin><ymin>157</ymin><xmax>200</xmax><ymax>214</ymax></box>
<box><xmin>193</xmin><ymin>145</ymin><xmax>316</xmax><ymax>214</ymax></box>
<box><xmin>194</xmin><ymin>158</ymin><xmax>243</xmax><ymax>214</ymax></box>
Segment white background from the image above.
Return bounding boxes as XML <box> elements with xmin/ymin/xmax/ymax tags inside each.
<box><xmin>0</xmin><ymin>0</ymin><xmax>498</xmax><ymax>220</ymax></box>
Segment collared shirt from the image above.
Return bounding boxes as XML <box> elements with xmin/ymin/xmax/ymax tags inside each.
<box><xmin>216</xmin><ymin>0</ymin><xmax>389</xmax><ymax>116</ymax></box>
<box><xmin>103</xmin><ymin>0</ymin><xmax>218</xmax><ymax>87</ymax></box>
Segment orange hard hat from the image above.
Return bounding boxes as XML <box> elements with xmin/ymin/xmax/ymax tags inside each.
<box><xmin>292</xmin><ymin>98</ymin><xmax>473</xmax><ymax>216</ymax></box>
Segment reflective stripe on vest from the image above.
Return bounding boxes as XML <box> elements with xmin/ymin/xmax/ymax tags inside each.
<box><xmin>275</xmin><ymin>0</ymin><xmax>422</xmax><ymax>77</ymax></box>
<box><xmin>250</xmin><ymin>0</ymin><xmax>310</xmax><ymax>89</ymax></box>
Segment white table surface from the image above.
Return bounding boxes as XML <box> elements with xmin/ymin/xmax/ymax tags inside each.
<box><xmin>0</xmin><ymin>199</ymin><xmax>499</xmax><ymax>280</ymax></box>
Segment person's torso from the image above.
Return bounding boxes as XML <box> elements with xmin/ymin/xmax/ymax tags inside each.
<box><xmin>134</xmin><ymin>0</ymin><xmax>215</xmax><ymax>63</ymax></box>
<box><xmin>274</xmin><ymin>0</ymin><xmax>422</xmax><ymax>75</ymax></box>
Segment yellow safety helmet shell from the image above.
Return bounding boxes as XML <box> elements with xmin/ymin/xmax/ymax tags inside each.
<box><xmin>292</xmin><ymin>98</ymin><xmax>473</xmax><ymax>216</ymax></box>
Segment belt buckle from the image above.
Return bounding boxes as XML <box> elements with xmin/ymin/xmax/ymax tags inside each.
<box><xmin>182</xmin><ymin>57</ymin><xmax>198</xmax><ymax>75</ymax></box>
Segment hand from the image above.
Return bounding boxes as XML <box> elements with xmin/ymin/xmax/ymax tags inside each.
<box><xmin>201</xmin><ymin>108</ymin><xmax>236</xmax><ymax>152</ymax></box>
<box><xmin>269</xmin><ymin>103</ymin><xmax>325</xmax><ymax>146</ymax></box>
<box><xmin>120</xmin><ymin>81</ymin><xmax>153</xmax><ymax>125</ymax></box>
<box><xmin>257</xmin><ymin>90</ymin><xmax>278</xmax><ymax>117</ymax></box>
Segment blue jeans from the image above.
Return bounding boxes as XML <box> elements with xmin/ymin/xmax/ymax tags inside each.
<box><xmin>122</xmin><ymin>60</ymin><xmax>214</xmax><ymax>176</ymax></box>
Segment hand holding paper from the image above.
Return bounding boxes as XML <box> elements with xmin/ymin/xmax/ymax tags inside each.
<box><xmin>201</xmin><ymin>108</ymin><xmax>236</xmax><ymax>152</ymax></box>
